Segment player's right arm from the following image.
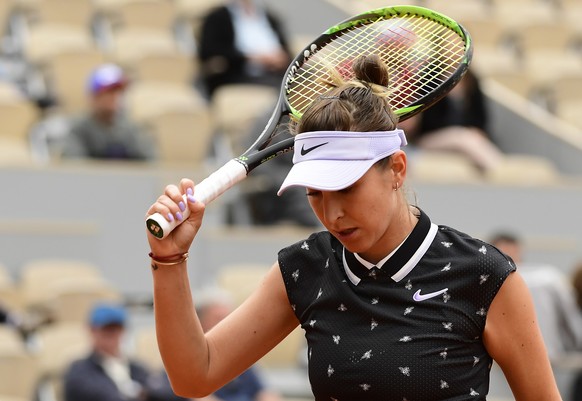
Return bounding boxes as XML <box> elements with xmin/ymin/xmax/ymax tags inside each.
<box><xmin>146</xmin><ymin>180</ymin><xmax>299</xmax><ymax>398</ymax></box>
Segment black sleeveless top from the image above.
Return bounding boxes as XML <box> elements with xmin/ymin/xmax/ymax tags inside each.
<box><xmin>278</xmin><ymin>210</ymin><xmax>515</xmax><ymax>400</ymax></box>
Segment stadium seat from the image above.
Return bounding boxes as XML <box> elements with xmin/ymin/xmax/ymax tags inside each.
<box><xmin>0</xmin><ymin>263</ymin><xmax>22</xmax><ymax>312</ymax></box>
<box><xmin>18</xmin><ymin>259</ymin><xmax>109</xmax><ymax>314</ymax></box>
<box><xmin>0</xmin><ymin>345</ymin><xmax>39</xmax><ymax>400</ymax></box>
<box><xmin>43</xmin><ymin>48</ymin><xmax>107</xmax><ymax>114</ymax></box>
<box><xmin>459</xmin><ymin>18</ymin><xmax>519</xmax><ymax>76</ymax></box>
<box><xmin>108</xmin><ymin>0</ymin><xmax>177</xmax><ymax>34</ymax></box>
<box><xmin>48</xmin><ymin>276</ymin><xmax>122</xmax><ymax>323</ymax></box>
<box><xmin>489</xmin><ymin>0</ymin><xmax>557</xmax><ymax>32</ymax></box>
<box><xmin>25</xmin><ymin>0</ymin><xmax>94</xmax><ymax>31</ymax></box>
<box><xmin>0</xmin><ymin>98</ymin><xmax>39</xmax><ymax>140</ymax></box>
<box><xmin>130</xmin><ymin>52</ymin><xmax>196</xmax><ymax>86</ymax></box>
<box><xmin>31</xmin><ymin>321</ymin><xmax>90</xmax><ymax>401</ymax></box>
<box><xmin>485</xmin><ymin>70</ymin><xmax>540</xmax><ymax>102</ymax></box>
<box><xmin>125</xmin><ymin>80</ymin><xmax>207</xmax><ymax>123</ymax></box>
<box><xmin>408</xmin><ymin>151</ymin><xmax>482</xmax><ymax>183</ymax></box>
<box><xmin>210</xmin><ymin>84</ymin><xmax>278</xmax><ymax>156</ymax></box>
<box><xmin>521</xmin><ymin>51</ymin><xmax>582</xmax><ymax>88</ymax></box>
<box><xmin>132</xmin><ymin>325</ymin><xmax>163</xmax><ymax>370</ymax></box>
<box><xmin>21</xmin><ymin>23</ymin><xmax>95</xmax><ymax>65</ymax></box>
<box><xmin>554</xmin><ymin>100</ymin><xmax>582</xmax><ymax>130</ymax></box>
<box><xmin>484</xmin><ymin>154</ymin><xmax>560</xmax><ymax>186</ymax></box>
<box><xmin>0</xmin><ymin>138</ymin><xmax>33</xmax><ymax>166</ymax></box>
<box><xmin>423</xmin><ymin>0</ymin><xmax>488</xmax><ymax>21</ymax></box>
<box><xmin>146</xmin><ymin>107</ymin><xmax>214</xmax><ymax>168</ymax></box>
<box><xmin>108</xmin><ymin>28</ymin><xmax>178</xmax><ymax>68</ymax></box>
<box><xmin>216</xmin><ymin>263</ymin><xmax>271</xmax><ymax>307</ymax></box>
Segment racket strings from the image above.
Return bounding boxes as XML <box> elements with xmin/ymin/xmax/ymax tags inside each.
<box><xmin>287</xmin><ymin>13</ymin><xmax>467</xmax><ymax>115</ymax></box>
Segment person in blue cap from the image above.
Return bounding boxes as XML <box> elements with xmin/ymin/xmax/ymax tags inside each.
<box><xmin>63</xmin><ymin>302</ymin><xmax>187</xmax><ymax>401</ymax></box>
<box><xmin>60</xmin><ymin>63</ymin><xmax>157</xmax><ymax>161</ymax></box>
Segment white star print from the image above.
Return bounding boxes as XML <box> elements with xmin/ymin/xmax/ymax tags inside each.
<box><xmin>470</xmin><ymin>388</ymin><xmax>480</xmax><ymax>396</ymax></box>
<box><xmin>440</xmin><ymin>348</ymin><xmax>448</xmax><ymax>359</ymax></box>
<box><xmin>316</xmin><ymin>288</ymin><xmax>323</xmax><ymax>299</ymax></box>
<box><xmin>291</xmin><ymin>304</ymin><xmax>296</xmax><ymax>311</ymax></box>
<box><xmin>442</xmin><ymin>242</ymin><xmax>453</xmax><ymax>248</ymax></box>
<box><xmin>440</xmin><ymin>380</ymin><xmax>449</xmax><ymax>389</ymax></box>
<box><xmin>399</xmin><ymin>336</ymin><xmax>412</xmax><ymax>342</ymax></box>
<box><xmin>370</xmin><ymin>319</ymin><xmax>378</xmax><ymax>330</ymax></box>
<box><xmin>292</xmin><ymin>270</ymin><xmax>299</xmax><ymax>282</ymax></box>
<box><xmin>371</xmin><ymin>297</ymin><xmax>379</xmax><ymax>305</ymax></box>
<box><xmin>404</xmin><ymin>306</ymin><xmax>414</xmax><ymax>315</ymax></box>
<box><xmin>442</xmin><ymin>322</ymin><xmax>453</xmax><ymax>331</ymax></box>
<box><xmin>368</xmin><ymin>270</ymin><xmax>377</xmax><ymax>279</ymax></box>
<box><xmin>399</xmin><ymin>367</ymin><xmax>410</xmax><ymax>376</ymax></box>
<box><xmin>325</xmin><ymin>258</ymin><xmax>329</xmax><ymax>268</ymax></box>
<box><xmin>338</xmin><ymin>304</ymin><xmax>347</xmax><ymax>311</ymax></box>
<box><xmin>361</xmin><ymin>350</ymin><xmax>372</xmax><ymax>360</ymax></box>
<box><xmin>441</xmin><ymin>262</ymin><xmax>452</xmax><ymax>271</ymax></box>
<box><xmin>327</xmin><ymin>365</ymin><xmax>334</xmax><ymax>377</ymax></box>
<box><xmin>309</xmin><ymin>320</ymin><xmax>316</xmax><ymax>327</ymax></box>
<box><xmin>479</xmin><ymin>274</ymin><xmax>489</xmax><ymax>284</ymax></box>
<box><xmin>405</xmin><ymin>280</ymin><xmax>412</xmax><ymax>290</ymax></box>
<box><xmin>473</xmin><ymin>356</ymin><xmax>480</xmax><ymax>366</ymax></box>
<box><xmin>478</xmin><ymin>245</ymin><xmax>487</xmax><ymax>254</ymax></box>
<box><xmin>332</xmin><ymin>335</ymin><xmax>340</xmax><ymax>344</ymax></box>
<box><xmin>301</xmin><ymin>241</ymin><xmax>309</xmax><ymax>250</ymax></box>
<box><xmin>476</xmin><ymin>308</ymin><xmax>487</xmax><ymax>317</ymax></box>
<box><xmin>443</xmin><ymin>292</ymin><xmax>451</xmax><ymax>303</ymax></box>
<box><xmin>360</xmin><ymin>384</ymin><xmax>371</xmax><ymax>391</ymax></box>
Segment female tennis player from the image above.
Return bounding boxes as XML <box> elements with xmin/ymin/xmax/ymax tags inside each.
<box><xmin>145</xmin><ymin>55</ymin><xmax>562</xmax><ymax>400</ymax></box>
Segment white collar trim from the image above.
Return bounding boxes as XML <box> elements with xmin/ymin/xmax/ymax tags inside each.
<box><xmin>342</xmin><ymin>223</ymin><xmax>439</xmax><ymax>285</ymax></box>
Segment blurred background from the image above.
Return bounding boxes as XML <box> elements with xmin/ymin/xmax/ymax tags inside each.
<box><xmin>0</xmin><ymin>0</ymin><xmax>581</xmax><ymax>400</ymax></box>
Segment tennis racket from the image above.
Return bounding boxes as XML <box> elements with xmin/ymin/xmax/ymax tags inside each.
<box><xmin>147</xmin><ymin>4</ymin><xmax>473</xmax><ymax>239</ymax></box>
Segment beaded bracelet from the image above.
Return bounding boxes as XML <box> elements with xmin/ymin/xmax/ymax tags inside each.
<box><xmin>149</xmin><ymin>252</ymin><xmax>189</xmax><ymax>270</ymax></box>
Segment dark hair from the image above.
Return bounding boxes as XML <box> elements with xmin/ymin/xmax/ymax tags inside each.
<box><xmin>292</xmin><ymin>54</ymin><xmax>399</xmax><ymax>135</ymax></box>
<box><xmin>489</xmin><ymin>232</ymin><xmax>520</xmax><ymax>246</ymax></box>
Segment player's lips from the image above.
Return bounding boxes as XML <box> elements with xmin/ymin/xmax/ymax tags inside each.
<box><xmin>334</xmin><ymin>227</ymin><xmax>357</xmax><ymax>240</ymax></box>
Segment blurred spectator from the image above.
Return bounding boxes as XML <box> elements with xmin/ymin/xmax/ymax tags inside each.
<box><xmin>0</xmin><ymin>302</ymin><xmax>24</xmax><ymax>331</ymax></box>
<box><xmin>59</xmin><ymin>64</ymin><xmax>157</xmax><ymax>161</ymax></box>
<box><xmin>489</xmin><ymin>231</ymin><xmax>582</xmax><ymax>362</ymax></box>
<box><xmin>28</xmin><ymin>103</ymin><xmax>72</xmax><ymax>163</ymax></box>
<box><xmin>194</xmin><ymin>287</ymin><xmax>283</xmax><ymax>401</ymax></box>
<box><xmin>197</xmin><ymin>0</ymin><xmax>292</xmax><ymax>98</ymax></box>
<box><xmin>399</xmin><ymin>68</ymin><xmax>503</xmax><ymax>172</ymax></box>
<box><xmin>63</xmin><ymin>302</ymin><xmax>187</xmax><ymax>401</ymax></box>
<box><xmin>567</xmin><ymin>260</ymin><xmax>582</xmax><ymax>400</ymax></box>
<box><xmin>571</xmin><ymin>260</ymin><xmax>582</xmax><ymax>311</ymax></box>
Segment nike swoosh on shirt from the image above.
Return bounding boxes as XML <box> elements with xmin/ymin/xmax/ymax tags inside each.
<box><xmin>300</xmin><ymin>142</ymin><xmax>328</xmax><ymax>156</ymax></box>
<box><xmin>413</xmin><ymin>288</ymin><xmax>448</xmax><ymax>302</ymax></box>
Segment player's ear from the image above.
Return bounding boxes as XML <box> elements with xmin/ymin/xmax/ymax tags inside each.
<box><xmin>391</xmin><ymin>150</ymin><xmax>407</xmax><ymax>182</ymax></box>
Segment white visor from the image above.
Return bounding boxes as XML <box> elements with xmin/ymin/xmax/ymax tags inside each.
<box><xmin>277</xmin><ymin>129</ymin><xmax>407</xmax><ymax>195</ymax></box>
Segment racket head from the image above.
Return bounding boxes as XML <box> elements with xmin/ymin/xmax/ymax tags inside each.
<box><xmin>283</xmin><ymin>5</ymin><xmax>473</xmax><ymax>123</ymax></box>
<box><xmin>238</xmin><ymin>5</ymin><xmax>472</xmax><ymax>171</ymax></box>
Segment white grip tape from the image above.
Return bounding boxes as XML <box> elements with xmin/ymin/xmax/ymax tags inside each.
<box><xmin>146</xmin><ymin>160</ymin><xmax>248</xmax><ymax>239</ymax></box>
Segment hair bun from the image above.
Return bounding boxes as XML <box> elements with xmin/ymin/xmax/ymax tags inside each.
<box><xmin>352</xmin><ymin>54</ymin><xmax>390</xmax><ymax>87</ymax></box>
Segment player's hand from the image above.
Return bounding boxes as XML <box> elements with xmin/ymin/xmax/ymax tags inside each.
<box><xmin>145</xmin><ymin>178</ymin><xmax>205</xmax><ymax>258</ymax></box>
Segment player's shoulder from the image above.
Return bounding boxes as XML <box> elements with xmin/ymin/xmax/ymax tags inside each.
<box><xmin>280</xmin><ymin>230</ymin><xmax>332</xmax><ymax>254</ymax></box>
<box><xmin>435</xmin><ymin>224</ymin><xmax>511</xmax><ymax>263</ymax></box>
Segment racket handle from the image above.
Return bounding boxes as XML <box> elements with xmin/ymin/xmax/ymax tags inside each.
<box><xmin>146</xmin><ymin>159</ymin><xmax>248</xmax><ymax>239</ymax></box>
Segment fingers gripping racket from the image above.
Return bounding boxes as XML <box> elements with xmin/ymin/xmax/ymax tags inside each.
<box><xmin>147</xmin><ymin>5</ymin><xmax>473</xmax><ymax>239</ymax></box>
